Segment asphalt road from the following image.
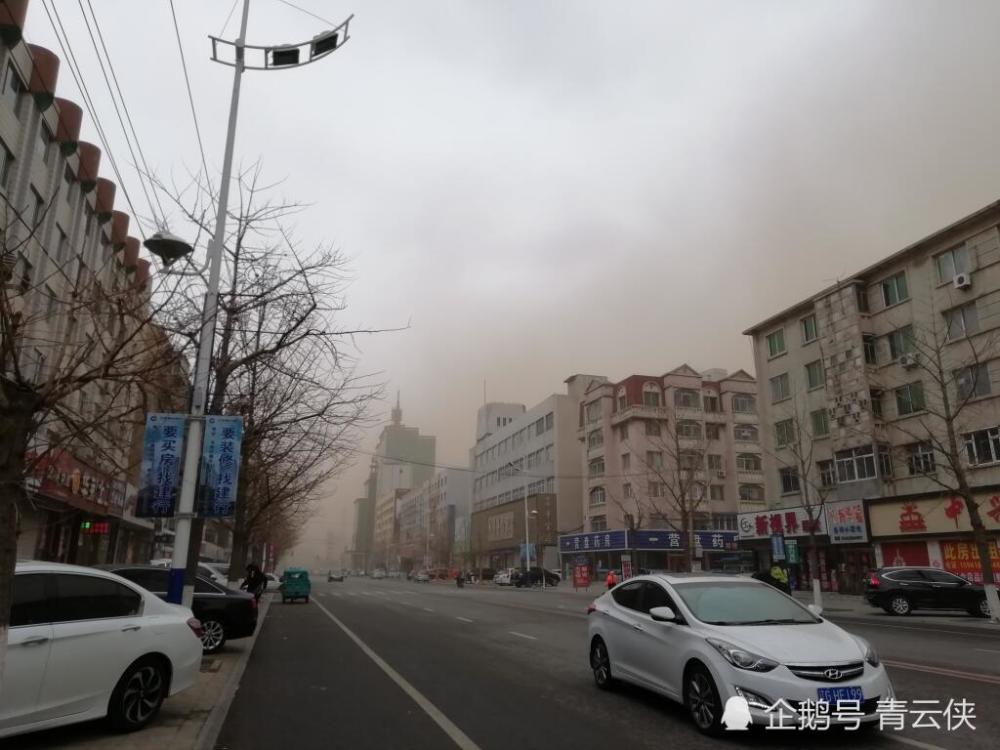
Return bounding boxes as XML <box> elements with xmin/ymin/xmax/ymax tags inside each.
<box><xmin>217</xmin><ymin>578</ymin><xmax>1000</xmax><ymax>750</ymax></box>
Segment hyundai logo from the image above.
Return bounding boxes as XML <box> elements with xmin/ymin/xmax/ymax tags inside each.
<box><xmin>824</xmin><ymin>668</ymin><xmax>842</xmax><ymax>680</ymax></box>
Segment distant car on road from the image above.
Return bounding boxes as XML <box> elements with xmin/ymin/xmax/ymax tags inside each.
<box><xmin>3</xmin><ymin>562</ymin><xmax>202</xmax><ymax>740</ymax></box>
<box><xmin>371</xmin><ymin>568</ymin><xmax>386</xmax><ymax>580</ymax></box>
<box><xmin>494</xmin><ymin>568</ymin><xmax>516</xmax><ymax>586</ymax></box>
<box><xmin>414</xmin><ymin>570</ymin><xmax>430</xmax><ymax>583</ymax></box>
<box><xmin>864</xmin><ymin>566</ymin><xmax>990</xmax><ymax>617</ymax></box>
<box><xmin>100</xmin><ymin>565</ymin><xmax>258</xmax><ymax>653</ymax></box>
<box><xmin>328</xmin><ymin>570</ymin><xmax>344</xmax><ymax>582</ymax></box>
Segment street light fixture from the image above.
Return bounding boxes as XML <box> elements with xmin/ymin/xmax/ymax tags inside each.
<box><xmin>143</xmin><ymin>229</ymin><xmax>193</xmax><ymax>267</ymax></box>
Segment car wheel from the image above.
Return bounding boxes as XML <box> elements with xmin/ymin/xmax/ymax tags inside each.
<box><xmin>972</xmin><ymin>598</ymin><xmax>990</xmax><ymax>618</ymax></box>
<box><xmin>685</xmin><ymin>663</ymin><xmax>723</xmax><ymax>735</ymax></box>
<box><xmin>888</xmin><ymin>594</ymin><xmax>911</xmax><ymax>616</ymax></box>
<box><xmin>107</xmin><ymin>657</ymin><xmax>169</xmax><ymax>732</ymax></box>
<box><xmin>590</xmin><ymin>638</ymin><xmax>614</xmax><ymax>690</ymax></box>
<box><xmin>200</xmin><ymin>618</ymin><xmax>227</xmax><ymax>653</ymax></box>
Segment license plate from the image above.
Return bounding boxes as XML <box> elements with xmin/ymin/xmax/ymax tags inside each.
<box><xmin>817</xmin><ymin>686</ymin><xmax>863</xmax><ymax>704</ymax></box>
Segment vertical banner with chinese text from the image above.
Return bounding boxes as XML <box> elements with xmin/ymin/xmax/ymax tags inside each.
<box><xmin>197</xmin><ymin>416</ymin><xmax>244</xmax><ymax>517</ymax></box>
<box><xmin>136</xmin><ymin>414</ymin><xmax>187</xmax><ymax>517</ymax></box>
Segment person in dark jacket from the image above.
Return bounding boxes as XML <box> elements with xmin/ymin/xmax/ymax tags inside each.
<box><xmin>241</xmin><ymin>563</ymin><xmax>267</xmax><ymax>602</ymax></box>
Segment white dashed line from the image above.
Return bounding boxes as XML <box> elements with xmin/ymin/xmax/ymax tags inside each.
<box><xmin>423</xmin><ymin>607</ymin><xmax>435</xmax><ymax>612</ymax></box>
<box><xmin>455</xmin><ymin>616</ymin><xmax>474</xmax><ymax>623</ymax></box>
<box><xmin>508</xmin><ymin>631</ymin><xmax>536</xmax><ymax>640</ymax></box>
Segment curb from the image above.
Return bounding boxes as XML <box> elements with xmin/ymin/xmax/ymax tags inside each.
<box><xmin>193</xmin><ymin>594</ymin><xmax>272</xmax><ymax>750</ymax></box>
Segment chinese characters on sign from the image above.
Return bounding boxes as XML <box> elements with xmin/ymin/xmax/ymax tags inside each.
<box><xmin>197</xmin><ymin>416</ymin><xmax>244</xmax><ymax>517</ymax></box>
<box><xmin>738</xmin><ymin>507</ymin><xmax>827</xmax><ymax>540</ymax></box>
<box><xmin>136</xmin><ymin>414</ymin><xmax>187</xmax><ymax>518</ymax></box>
<box><xmin>558</xmin><ymin>530</ymin><xmax>628</xmax><ymax>552</ymax></box>
<box><xmin>825</xmin><ymin>500</ymin><xmax>868</xmax><ymax>543</ymax></box>
<box><xmin>487</xmin><ymin>512</ymin><xmax>514</xmax><ymax>541</ymax></box>
<box><xmin>941</xmin><ymin>541</ymin><xmax>1000</xmax><ymax>584</ymax></box>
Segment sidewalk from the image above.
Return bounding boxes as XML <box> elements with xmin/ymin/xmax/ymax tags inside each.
<box><xmin>10</xmin><ymin>597</ymin><xmax>271</xmax><ymax>750</ymax></box>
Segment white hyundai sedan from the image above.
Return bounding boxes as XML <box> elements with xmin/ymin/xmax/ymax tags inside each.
<box><xmin>587</xmin><ymin>573</ymin><xmax>893</xmax><ymax>734</ymax></box>
<box><xmin>1</xmin><ymin>562</ymin><xmax>204</xmax><ymax>740</ymax></box>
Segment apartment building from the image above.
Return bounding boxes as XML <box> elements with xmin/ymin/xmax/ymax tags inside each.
<box><xmin>562</xmin><ymin>366</ymin><xmax>756</xmax><ymax>574</ymax></box>
<box><xmin>2</xmin><ymin>7</ymin><xmax>159</xmax><ymax>565</ymax></box>
<box><xmin>396</xmin><ymin>468</ymin><xmax>473</xmax><ymax>570</ymax></box>
<box><xmin>470</xmin><ymin>376</ymin><xmax>600</xmax><ymax>569</ymax></box>
<box><xmin>745</xmin><ymin>201</ymin><xmax>1000</xmax><ymax>592</ymax></box>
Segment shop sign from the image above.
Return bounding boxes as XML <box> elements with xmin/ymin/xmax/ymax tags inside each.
<box><xmin>28</xmin><ymin>448</ymin><xmax>111</xmax><ymax>512</ymax></box>
<box><xmin>621</xmin><ymin>553</ymin><xmax>634</xmax><ymax>579</ymax></box>
<box><xmin>573</xmin><ymin>564</ymin><xmax>590</xmax><ymax>589</ymax></box>
<box><xmin>785</xmin><ymin>538</ymin><xmax>800</xmax><ymax>563</ymax></box>
<box><xmin>109</xmin><ymin>480</ymin><xmax>127</xmax><ymax>514</ymax></box>
<box><xmin>941</xmin><ymin>540</ymin><xmax>1000</xmax><ymax>584</ymax></box>
<box><xmin>771</xmin><ymin>534</ymin><xmax>785</xmax><ymax>560</ymax></box>
<box><xmin>487</xmin><ymin>512</ymin><xmax>514</xmax><ymax>542</ymax></box>
<box><xmin>868</xmin><ymin>495</ymin><xmax>1000</xmax><ymax>538</ymax></box>
<box><xmin>694</xmin><ymin>531</ymin><xmax>739</xmax><ymax>551</ymax></box>
<box><xmin>738</xmin><ymin>506</ymin><xmax>826</xmax><ymax>540</ymax></box>
<box><xmin>825</xmin><ymin>500</ymin><xmax>868</xmax><ymax>543</ymax></box>
<box><xmin>559</xmin><ymin>530</ymin><xmax>628</xmax><ymax>552</ymax></box>
<box><xmin>633</xmin><ymin>529</ymin><xmax>684</xmax><ymax>549</ymax></box>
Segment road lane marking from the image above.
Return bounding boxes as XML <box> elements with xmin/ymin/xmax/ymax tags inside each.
<box><xmin>330</xmin><ymin>592</ymin><xmax>343</xmax><ymax>598</ymax></box>
<box><xmin>456</xmin><ymin>616</ymin><xmax>474</xmax><ymax>623</ymax></box>
<box><xmin>883</xmin><ymin>659</ymin><xmax>1000</xmax><ymax>685</ymax></box>
<box><xmin>311</xmin><ymin>599</ymin><xmax>482</xmax><ymax>750</ymax></box>
<box><xmin>974</xmin><ymin>648</ymin><xmax>1000</xmax><ymax>654</ymax></box>
<box><xmin>830</xmin><ymin>616</ymin><xmax>1000</xmax><ymax>639</ymax></box>
<box><xmin>423</xmin><ymin>607</ymin><xmax>435</xmax><ymax>612</ymax></box>
<box><xmin>885</xmin><ymin>735</ymin><xmax>950</xmax><ymax>750</ymax></box>
<box><xmin>508</xmin><ymin>631</ymin><xmax>536</xmax><ymax>640</ymax></box>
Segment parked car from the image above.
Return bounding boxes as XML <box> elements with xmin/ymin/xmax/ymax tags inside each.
<box><xmin>414</xmin><ymin>570</ymin><xmax>430</xmax><ymax>583</ymax></box>
<box><xmin>864</xmin><ymin>566</ymin><xmax>990</xmax><ymax>617</ymax></box>
<box><xmin>99</xmin><ymin>565</ymin><xmax>258</xmax><ymax>653</ymax></box>
<box><xmin>371</xmin><ymin>569</ymin><xmax>386</xmax><ymax>580</ymax></box>
<box><xmin>264</xmin><ymin>572</ymin><xmax>281</xmax><ymax>591</ymax></box>
<box><xmin>151</xmin><ymin>559</ymin><xmax>228</xmax><ymax>587</ymax></box>
<box><xmin>587</xmin><ymin>573</ymin><xmax>891</xmax><ymax>734</ymax></box>
<box><xmin>328</xmin><ymin>570</ymin><xmax>344</xmax><ymax>582</ymax></box>
<box><xmin>2</xmin><ymin>562</ymin><xmax>203</xmax><ymax>739</ymax></box>
<box><xmin>494</xmin><ymin>568</ymin><xmax>516</xmax><ymax>586</ymax></box>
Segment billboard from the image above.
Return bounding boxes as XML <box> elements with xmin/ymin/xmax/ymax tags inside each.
<box><xmin>136</xmin><ymin>414</ymin><xmax>186</xmax><ymax>517</ymax></box>
<box><xmin>197</xmin><ymin>416</ymin><xmax>244</xmax><ymax>517</ymax></box>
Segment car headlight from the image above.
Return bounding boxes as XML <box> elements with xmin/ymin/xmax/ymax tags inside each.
<box><xmin>851</xmin><ymin>635</ymin><xmax>880</xmax><ymax>667</ymax></box>
<box><xmin>707</xmin><ymin>638</ymin><xmax>779</xmax><ymax>672</ymax></box>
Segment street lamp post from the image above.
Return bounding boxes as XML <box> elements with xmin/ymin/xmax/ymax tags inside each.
<box><xmin>146</xmin><ymin>1</ymin><xmax>354</xmax><ymax>606</ymax></box>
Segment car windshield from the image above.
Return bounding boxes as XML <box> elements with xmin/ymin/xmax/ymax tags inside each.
<box><xmin>672</xmin><ymin>581</ymin><xmax>820</xmax><ymax>625</ymax></box>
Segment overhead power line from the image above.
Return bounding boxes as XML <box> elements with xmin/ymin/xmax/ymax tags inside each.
<box><xmin>167</xmin><ymin>0</ymin><xmax>212</xmax><ymax>188</ymax></box>
<box><xmin>78</xmin><ymin>0</ymin><xmax>166</xmax><ymax>227</ymax></box>
<box><xmin>273</xmin><ymin>0</ymin><xmax>338</xmax><ymax>27</ymax></box>
<box><xmin>219</xmin><ymin>0</ymin><xmax>240</xmax><ymax>37</ymax></box>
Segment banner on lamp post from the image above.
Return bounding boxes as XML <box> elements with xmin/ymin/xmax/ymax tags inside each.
<box><xmin>197</xmin><ymin>416</ymin><xmax>244</xmax><ymax>517</ymax></box>
<box><xmin>136</xmin><ymin>414</ymin><xmax>187</xmax><ymax>518</ymax></box>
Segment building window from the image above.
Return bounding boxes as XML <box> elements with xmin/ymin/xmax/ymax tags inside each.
<box><xmin>770</xmin><ymin>373</ymin><xmax>790</xmax><ymax>402</ymax></box>
<box><xmin>38</xmin><ymin>126</ymin><xmax>52</xmax><ymax>165</ymax></box>
<box><xmin>774</xmin><ymin>418</ymin><xmax>795</xmax><ymax>448</ymax></box>
<box><xmin>736</xmin><ymin>453</ymin><xmax>761</xmax><ymax>472</ymax></box>
<box><xmin>734</xmin><ymin>424</ymin><xmax>758</xmax><ymax>442</ymax></box>
<box><xmin>674</xmin><ymin>389</ymin><xmax>700</xmax><ymax>408</ymax></box>
<box><xmin>801</xmin><ymin>314</ymin><xmax>818</xmax><ymax>344</ymax></box>
<box><xmin>588</xmin><ymin>430</ymin><xmax>603</xmax><ymax>449</ymax></box>
<box><xmin>964</xmin><ymin>426</ymin><xmax>1000</xmax><ymax>466</ymax></box>
<box><xmin>648</xmin><ymin>481</ymin><xmax>664</xmax><ymax>498</ymax></box>
<box><xmin>617</xmin><ymin>394</ymin><xmax>627</xmax><ymax>411</ymax></box>
<box><xmin>855</xmin><ymin>284</ymin><xmax>870</xmax><ymax>313</ymax></box>
<box><xmin>643</xmin><ymin>384</ymin><xmax>661</xmax><ymax>407</ymax></box>
<box><xmin>881</xmin><ymin>271</ymin><xmax>909</xmax><ymax>307</ymax></box>
<box><xmin>30</xmin><ymin>188</ymin><xmax>44</xmax><ymax>228</ymax></box>
<box><xmin>895</xmin><ymin>382</ymin><xmax>925</xmax><ymax>416</ymax></box>
<box><xmin>617</xmin><ymin>424</ymin><xmax>628</xmax><ymax>442</ymax></box>
<box><xmin>905</xmin><ymin>442</ymin><xmax>935</xmax><ymax>475</ymax></box>
<box><xmin>731</xmin><ymin>393</ymin><xmax>756</xmax><ymax>413</ymax></box>
<box><xmin>589</xmin><ymin>487</ymin><xmax>606</xmax><ymax>506</ymax></box>
<box><xmin>810</xmin><ymin>408</ymin><xmax>829</xmax><ymax>438</ymax></box>
<box><xmin>835</xmin><ymin>445</ymin><xmax>876</xmax><ymax>482</ymax></box>
<box><xmin>545</xmin><ymin>412</ymin><xmax>554</xmax><ymax>430</ymax></box>
<box><xmin>678</xmin><ymin>420</ymin><xmax>701</xmax><ymax>439</ymax></box>
<box><xmin>945</xmin><ymin>302</ymin><xmax>980</xmax><ymax>341</ymax></box>
<box><xmin>621</xmin><ymin>453</ymin><xmax>630</xmax><ymax>471</ymax></box>
<box><xmin>585</xmin><ymin>401</ymin><xmax>601</xmax><ymax>424</ymax></box>
<box><xmin>622</xmin><ymin>483</ymin><xmax>632</xmax><ymax>499</ymax></box>
<box><xmin>703</xmin><ymin>395</ymin><xmax>719</xmax><ymax>413</ymax></box>
<box><xmin>955</xmin><ymin>363</ymin><xmax>991</xmax><ymax>401</ymax></box>
<box><xmin>705</xmin><ymin>423</ymin><xmax>722</xmax><ymax>440</ymax></box>
<box><xmin>936</xmin><ymin>245</ymin><xmax>969</xmax><ymax>283</ymax></box>
<box><xmin>870</xmin><ymin>389</ymin><xmax>884</xmax><ymax>420</ymax></box>
<box><xmin>707</xmin><ymin>454</ymin><xmax>723</xmax><ymax>471</ymax></box>
<box><xmin>589</xmin><ymin>458</ymin><xmax>605</xmax><ymax>477</ymax></box>
<box><xmin>887</xmin><ymin>325</ymin><xmax>914</xmax><ymax>360</ymax></box>
<box><xmin>4</xmin><ymin>64</ymin><xmax>25</xmax><ymax>119</ymax></box>
<box><xmin>878</xmin><ymin>444</ymin><xmax>893</xmax><ymax>478</ymax></box>
<box><xmin>818</xmin><ymin>460</ymin><xmax>836</xmax><ymax>488</ymax></box>
<box><xmin>709</xmin><ymin>485</ymin><xmax>725</xmax><ymax>502</ymax></box>
<box><xmin>863</xmin><ymin>334</ymin><xmax>878</xmax><ymax>365</ymax></box>
<box><xmin>779</xmin><ymin>467</ymin><xmax>800</xmax><ymax>494</ymax></box>
<box><xmin>739</xmin><ymin>484</ymin><xmax>763</xmax><ymax>504</ymax></box>
<box><xmin>646</xmin><ymin>451</ymin><xmax>664</xmax><ymax>471</ymax></box>
<box><xmin>805</xmin><ymin>360</ymin><xmax>824</xmax><ymax>390</ymax></box>
<box><xmin>591</xmin><ymin>515</ymin><xmax>608</xmax><ymax>532</ymax></box>
<box><xmin>535</xmin><ymin>417</ymin><xmax>545</xmax><ymax>437</ymax></box>
<box><xmin>766</xmin><ymin>328</ymin><xmax>786</xmax><ymax>358</ymax></box>
<box><xmin>645</xmin><ymin>419</ymin><xmax>661</xmax><ymax>437</ymax></box>
<box><xmin>0</xmin><ymin>141</ymin><xmax>14</xmax><ymax>191</ymax></box>
<box><xmin>679</xmin><ymin>451</ymin><xmax>701</xmax><ymax>471</ymax></box>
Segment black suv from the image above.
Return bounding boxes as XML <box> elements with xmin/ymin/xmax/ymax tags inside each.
<box><xmin>864</xmin><ymin>566</ymin><xmax>990</xmax><ymax>617</ymax></box>
<box><xmin>98</xmin><ymin>565</ymin><xmax>258</xmax><ymax>652</ymax></box>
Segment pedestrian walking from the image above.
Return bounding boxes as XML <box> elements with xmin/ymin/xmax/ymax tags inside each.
<box><xmin>241</xmin><ymin>563</ymin><xmax>267</xmax><ymax>602</ymax></box>
<box><xmin>606</xmin><ymin>569</ymin><xmax>617</xmax><ymax>590</ymax></box>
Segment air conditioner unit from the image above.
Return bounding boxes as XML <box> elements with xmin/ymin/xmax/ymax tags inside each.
<box><xmin>899</xmin><ymin>353</ymin><xmax>919</xmax><ymax>369</ymax></box>
<box><xmin>953</xmin><ymin>272</ymin><xmax>972</xmax><ymax>289</ymax></box>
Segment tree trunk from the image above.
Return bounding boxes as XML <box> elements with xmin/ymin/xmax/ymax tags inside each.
<box><xmin>806</xmin><ymin>528</ymin><xmax>822</xmax><ymax>609</ymax></box>
<box><xmin>0</xmin><ymin>384</ymin><xmax>41</xmax><ymax>685</ymax></box>
<box><xmin>684</xmin><ymin>509</ymin><xmax>695</xmax><ymax>572</ymax></box>
<box><xmin>963</xmin><ymin>493</ymin><xmax>1000</xmax><ymax>623</ymax></box>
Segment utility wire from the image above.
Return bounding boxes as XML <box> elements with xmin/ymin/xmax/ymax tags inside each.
<box><xmin>219</xmin><ymin>0</ymin><xmax>240</xmax><ymax>37</ymax></box>
<box><xmin>273</xmin><ymin>0</ymin><xmax>338</xmax><ymax>27</ymax></box>
<box><xmin>78</xmin><ymin>0</ymin><xmax>166</xmax><ymax>227</ymax></box>
<box><xmin>41</xmin><ymin>1</ymin><xmax>146</xmax><ymax>241</ymax></box>
<box><xmin>167</xmin><ymin>0</ymin><xmax>212</xmax><ymax>188</ymax></box>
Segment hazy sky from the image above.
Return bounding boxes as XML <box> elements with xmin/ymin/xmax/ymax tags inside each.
<box><xmin>25</xmin><ymin>1</ymin><xmax>1000</xmax><ymax>562</ymax></box>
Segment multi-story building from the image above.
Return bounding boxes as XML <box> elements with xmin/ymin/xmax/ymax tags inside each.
<box><xmin>2</xmin><ymin>6</ymin><xmax>159</xmax><ymax>565</ymax></box>
<box><xmin>469</xmin><ymin>375</ymin><xmax>601</xmax><ymax>569</ymax></box>
<box><xmin>563</xmin><ymin>366</ymin><xmax>756</xmax><ymax>575</ymax></box>
<box><xmin>396</xmin><ymin>468</ymin><xmax>473</xmax><ymax>571</ymax></box>
<box><xmin>372</xmin><ymin>488</ymin><xmax>407</xmax><ymax>571</ymax></box>
<box><xmin>372</xmin><ymin>395</ymin><xmax>436</xmax><ymax>498</ymax></box>
<box><xmin>745</xmin><ymin>201</ymin><xmax>1000</xmax><ymax>592</ymax></box>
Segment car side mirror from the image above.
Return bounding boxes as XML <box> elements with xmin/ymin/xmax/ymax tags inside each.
<box><xmin>807</xmin><ymin>603</ymin><xmax>823</xmax><ymax>617</ymax></box>
<box><xmin>649</xmin><ymin>606</ymin><xmax>677</xmax><ymax>622</ymax></box>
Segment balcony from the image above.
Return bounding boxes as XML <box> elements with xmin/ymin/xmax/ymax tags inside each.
<box><xmin>611</xmin><ymin>405</ymin><xmax>670</xmax><ymax>425</ymax></box>
<box><xmin>673</xmin><ymin>406</ymin><xmax>703</xmax><ymax>421</ymax></box>
<box><xmin>732</xmin><ymin>410</ymin><xmax>758</xmax><ymax>424</ymax></box>
<box><xmin>737</xmin><ymin>469</ymin><xmax>764</xmax><ymax>483</ymax></box>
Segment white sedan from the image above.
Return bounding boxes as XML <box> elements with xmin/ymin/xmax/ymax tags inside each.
<box><xmin>1</xmin><ymin>562</ymin><xmax>203</xmax><ymax>739</ymax></box>
<box><xmin>587</xmin><ymin>573</ymin><xmax>893</xmax><ymax>734</ymax></box>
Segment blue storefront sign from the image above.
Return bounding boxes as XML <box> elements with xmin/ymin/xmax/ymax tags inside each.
<box><xmin>694</xmin><ymin>531</ymin><xmax>739</xmax><ymax>551</ymax></box>
<box><xmin>771</xmin><ymin>533</ymin><xmax>786</xmax><ymax>561</ymax></box>
<box><xmin>136</xmin><ymin>414</ymin><xmax>187</xmax><ymax>518</ymax></box>
<box><xmin>197</xmin><ymin>416</ymin><xmax>244</xmax><ymax>517</ymax></box>
<box><xmin>632</xmin><ymin>529</ymin><xmax>685</xmax><ymax>549</ymax></box>
<box><xmin>559</xmin><ymin>530</ymin><xmax>628</xmax><ymax>553</ymax></box>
